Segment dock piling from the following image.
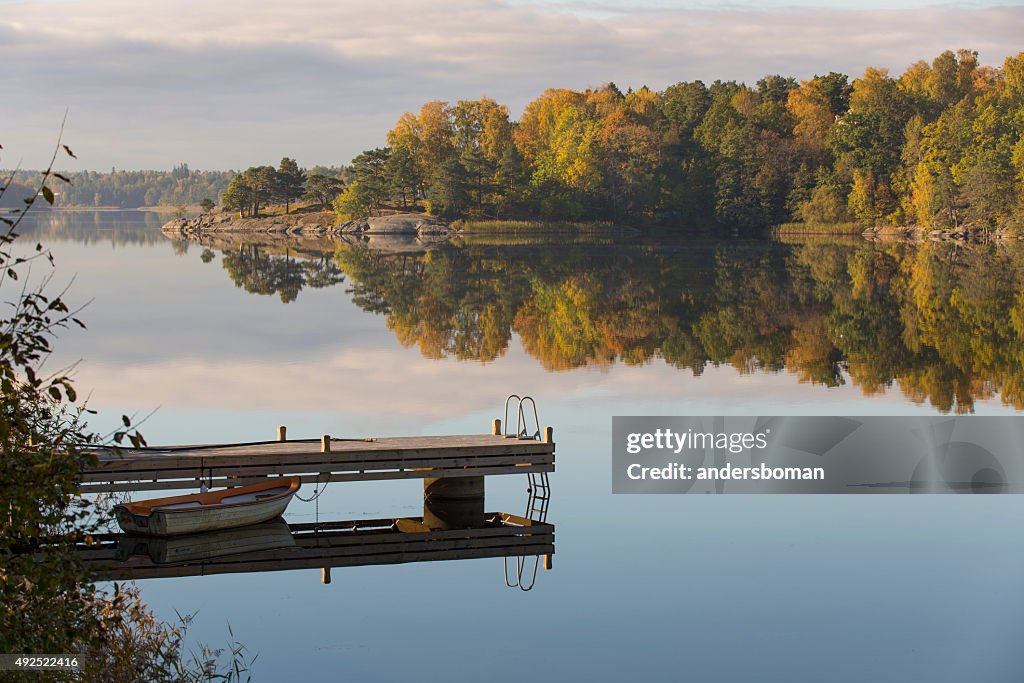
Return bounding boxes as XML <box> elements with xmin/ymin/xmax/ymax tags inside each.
<box><xmin>423</xmin><ymin>476</ymin><xmax>485</xmax><ymax>529</ymax></box>
<box><xmin>321</xmin><ymin>435</ymin><xmax>331</xmax><ymax>453</ymax></box>
<box><xmin>277</xmin><ymin>425</ymin><xmax>287</xmax><ymax>442</ymax></box>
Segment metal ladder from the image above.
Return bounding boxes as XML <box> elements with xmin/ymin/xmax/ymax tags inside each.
<box><xmin>503</xmin><ymin>394</ymin><xmax>550</xmax><ymax>591</ymax></box>
<box><xmin>503</xmin><ymin>394</ymin><xmax>541</xmax><ymax>441</ymax></box>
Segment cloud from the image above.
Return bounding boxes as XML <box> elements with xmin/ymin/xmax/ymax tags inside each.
<box><xmin>2</xmin><ymin>0</ymin><xmax>1021</xmax><ymax>169</ymax></box>
<box><xmin>63</xmin><ymin>340</ymin><xmax>927</xmax><ymax>435</ymax></box>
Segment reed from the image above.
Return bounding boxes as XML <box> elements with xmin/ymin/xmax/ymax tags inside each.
<box><xmin>452</xmin><ymin>219</ymin><xmax>620</xmax><ymax>234</ymax></box>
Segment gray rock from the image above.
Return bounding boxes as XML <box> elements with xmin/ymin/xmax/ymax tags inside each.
<box><xmin>338</xmin><ymin>219</ymin><xmax>369</xmax><ymax>233</ymax></box>
<box><xmin>364</xmin><ymin>213</ymin><xmax>447</xmax><ymax>234</ymax></box>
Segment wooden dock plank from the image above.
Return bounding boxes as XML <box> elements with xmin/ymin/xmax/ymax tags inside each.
<box><xmin>80</xmin><ymin>452</ymin><xmax>554</xmax><ymax>482</ymax></box>
<box><xmin>82</xmin><ymin>435</ymin><xmax>555</xmax><ymax>466</ymax></box>
<box><xmin>86</xmin><ymin>442</ymin><xmax>553</xmax><ymax>473</ymax></box>
<box><xmin>79</xmin><ymin>432</ymin><xmax>555</xmax><ymax>492</ymax></box>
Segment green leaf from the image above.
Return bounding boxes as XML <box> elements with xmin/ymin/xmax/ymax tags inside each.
<box><xmin>62</xmin><ymin>144</ymin><xmax>77</xmax><ymax>159</ymax></box>
<box><xmin>48</xmin><ymin>386</ymin><xmax>61</xmax><ymax>401</ymax></box>
<box><xmin>41</xmin><ymin>186</ymin><xmax>54</xmax><ymax>205</ymax></box>
<box><xmin>122</xmin><ymin>414</ymin><xmax>131</xmax><ymax>427</ymax></box>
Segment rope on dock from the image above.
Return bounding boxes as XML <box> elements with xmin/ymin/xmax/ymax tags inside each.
<box><xmin>89</xmin><ymin>437</ymin><xmax>377</xmax><ymax>453</ymax></box>
<box><xmin>294</xmin><ymin>472</ymin><xmax>330</xmax><ymax>503</ymax></box>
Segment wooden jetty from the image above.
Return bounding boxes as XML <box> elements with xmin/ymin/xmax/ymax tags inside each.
<box><xmin>76</xmin><ymin>513</ymin><xmax>554</xmax><ymax>581</ymax></box>
<box><xmin>80</xmin><ymin>421</ymin><xmax>554</xmax><ymax>493</ymax></box>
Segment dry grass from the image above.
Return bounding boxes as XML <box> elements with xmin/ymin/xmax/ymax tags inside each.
<box><xmin>773</xmin><ymin>221</ymin><xmax>868</xmax><ymax>236</ymax></box>
<box><xmin>452</xmin><ymin>219</ymin><xmax>620</xmax><ymax>233</ymax></box>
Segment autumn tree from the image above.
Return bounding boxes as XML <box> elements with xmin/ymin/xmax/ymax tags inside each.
<box><xmin>787</xmin><ymin>72</ymin><xmax>850</xmax><ymax>161</ymax></box>
<box><xmin>599</xmin><ymin>109</ymin><xmax>660</xmax><ymax>219</ymax></box>
<box><xmin>358</xmin><ymin>50</ymin><xmax>1022</xmax><ymax>232</ymax></box>
<box><xmin>334</xmin><ymin>181</ymin><xmax>374</xmax><ymax>220</ymax></box>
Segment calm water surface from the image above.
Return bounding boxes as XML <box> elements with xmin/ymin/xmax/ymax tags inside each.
<box><xmin>12</xmin><ymin>211</ymin><xmax>1024</xmax><ymax>682</ymax></box>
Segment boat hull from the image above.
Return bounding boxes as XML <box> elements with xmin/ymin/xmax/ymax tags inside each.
<box><xmin>113</xmin><ymin>477</ymin><xmax>301</xmax><ymax>536</ymax></box>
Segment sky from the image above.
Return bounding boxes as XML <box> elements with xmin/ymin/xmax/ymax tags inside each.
<box><xmin>1</xmin><ymin>0</ymin><xmax>1022</xmax><ymax>171</ymax></box>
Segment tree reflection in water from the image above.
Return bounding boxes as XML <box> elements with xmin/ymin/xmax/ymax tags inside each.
<box><xmin>213</xmin><ymin>237</ymin><xmax>1024</xmax><ymax>412</ymax></box>
<box><xmin>221</xmin><ymin>244</ymin><xmax>343</xmax><ymax>303</ymax></box>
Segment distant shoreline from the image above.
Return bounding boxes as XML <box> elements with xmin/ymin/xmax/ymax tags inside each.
<box><xmin>1</xmin><ymin>205</ymin><xmax>184</xmax><ymax>213</ymax></box>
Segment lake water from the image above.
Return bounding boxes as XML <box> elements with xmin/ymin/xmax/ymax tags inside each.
<box><xmin>12</xmin><ymin>211</ymin><xmax>1024</xmax><ymax>681</ymax></box>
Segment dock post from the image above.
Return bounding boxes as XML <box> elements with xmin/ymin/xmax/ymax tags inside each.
<box><xmin>322</xmin><ymin>567</ymin><xmax>331</xmax><ymax>584</ymax></box>
<box><xmin>277</xmin><ymin>425</ymin><xmax>287</xmax><ymax>442</ymax></box>
<box><xmin>491</xmin><ymin>419</ymin><xmax>501</xmax><ymax>436</ymax></box>
<box><xmin>543</xmin><ymin>426</ymin><xmax>554</xmax><ymax>444</ymax></box>
<box><xmin>544</xmin><ymin>554</ymin><xmax>553</xmax><ymax>570</ymax></box>
<box><xmin>321</xmin><ymin>435</ymin><xmax>331</xmax><ymax>453</ymax></box>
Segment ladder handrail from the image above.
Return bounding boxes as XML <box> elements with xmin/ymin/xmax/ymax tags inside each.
<box><xmin>518</xmin><ymin>396</ymin><xmax>541</xmax><ymax>441</ymax></box>
<box><xmin>503</xmin><ymin>394</ymin><xmax>522</xmax><ymax>439</ymax></box>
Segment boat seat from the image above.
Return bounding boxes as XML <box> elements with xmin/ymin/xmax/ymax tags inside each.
<box><xmin>221</xmin><ymin>487</ymin><xmax>290</xmax><ymax>504</ymax></box>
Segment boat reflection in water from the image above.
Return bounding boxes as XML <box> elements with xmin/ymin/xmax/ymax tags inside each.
<box><xmin>81</xmin><ymin>497</ymin><xmax>554</xmax><ymax>589</ymax></box>
<box><xmin>114</xmin><ymin>518</ymin><xmax>297</xmax><ymax>565</ymax></box>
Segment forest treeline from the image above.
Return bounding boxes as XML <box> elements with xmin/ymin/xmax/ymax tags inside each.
<box><xmin>333</xmin><ymin>49</ymin><xmax>1023</xmax><ymax>232</ymax></box>
<box><xmin>6</xmin><ymin>49</ymin><xmax>1022</xmax><ymax>232</ymax></box>
<box><xmin>0</xmin><ymin>164</ymin><xmax>234</xmax><ymax>208</ymax></box>
<box><xmin>0</xmin><ymin>163</ymin><xmax>352</xmax><ymax>210</ymax></box>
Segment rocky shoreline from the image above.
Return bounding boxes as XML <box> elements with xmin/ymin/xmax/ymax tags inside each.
<box><xmin>161</xmin><ymin>211</ymin><xmax>452</xmax><ymax>239</ymax></box>
<box><xmin>862</xmin><ymin>224</ymin><xmax>1021</xmax><ymax>242</ymax></box>
<box><xmin>163</xmin><ymin>211</ymin><xmax>1022</xmax><ymax>246</ymax></box>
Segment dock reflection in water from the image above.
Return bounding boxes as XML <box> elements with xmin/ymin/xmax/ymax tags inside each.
<box><xmin>79</xmin><ymin>507</ymin><xmax>554</xmax><ymax>586</ymax></box>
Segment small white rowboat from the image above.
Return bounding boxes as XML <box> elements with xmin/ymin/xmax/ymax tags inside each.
<box><xmin>113</xmin><ymin>477</ymin><xmax>301</xmax><ymax>536</ymax></box>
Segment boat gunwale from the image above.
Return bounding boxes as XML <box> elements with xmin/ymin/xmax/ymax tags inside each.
<box><xmin>114</xmin><ymin>477</ymin><xmax>301</xmax><ymax>517</ymax></box>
